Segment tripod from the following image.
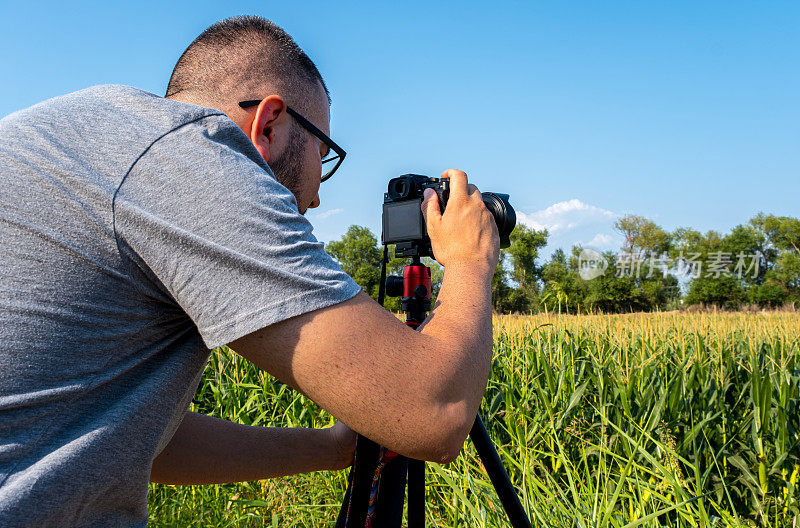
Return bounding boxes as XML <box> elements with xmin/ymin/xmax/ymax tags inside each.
<box><xmin>336</xmin><ymin>251</ymin><xmax>532</xmax><ymax>528</ymax></box>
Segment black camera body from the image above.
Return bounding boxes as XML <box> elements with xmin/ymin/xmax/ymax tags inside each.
<box><xmin>381</xmin><ymin>174</ymin><xmax>516</xmax><ymax>258</ymax></box>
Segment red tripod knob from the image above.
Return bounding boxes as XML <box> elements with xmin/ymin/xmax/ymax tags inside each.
<box><xmin>401</xmin><ymin>264</ymin><xmax>431</xmax><ymax>328</ymax></box>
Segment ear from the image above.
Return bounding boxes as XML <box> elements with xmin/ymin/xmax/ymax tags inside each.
<box><xmin>248</xmin><ymin>95</ymin><xmax>287</xmax><ymax>163</ymax></box>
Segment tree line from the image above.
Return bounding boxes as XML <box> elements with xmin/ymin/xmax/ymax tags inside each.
<box><xmin>325</xmin><ymin>213</ymin><xmax>800</xmax><ymax>314</ymax></box>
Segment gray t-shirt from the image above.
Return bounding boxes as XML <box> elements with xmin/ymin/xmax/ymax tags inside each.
<box><xmin>0</xmin><ymin>85</ymin><xmax>360</xmax><ymax>527</ymax></box>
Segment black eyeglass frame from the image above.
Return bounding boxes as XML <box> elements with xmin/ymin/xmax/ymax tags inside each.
<box><xmin>238</xmin><ymin>100</ymin><xmax>346</xmax><ymax>182</ymax></box>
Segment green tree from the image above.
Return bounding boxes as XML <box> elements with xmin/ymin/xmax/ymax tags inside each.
<box><xmin>538</xmin><ymin>214</ymin><xmax>679</xmax><ymax>314</ymax></box>
<box><xmin>326</xmin><ymin>225</ymin><xmax>383</xmax><ymax>298</ymax></box>
<box><xmin>490</xmin><ymin>253</ymin><xmax>513</xmax><ymax>313</ymax></box>
<box><xmin>506</xmin><ymin>225</ymin><xmax>548</xmax><ymax>288</ymax></box>
<box><xmin>752</xmin><ymin>213</ymin><xmax>800</xmax><ymax>256</ymax></box>
<box><xmin>672</xmin><ymin>225</ymin><xmax>764</xmax><ymax>309</ymax></box>
<box><xmin>615</xmin><ymin>214</ymin><xmax>672</xmax><ymax>255</ymax></box>
<box><xmin>539</xmin><ymin>241</ymin><xmax>679</xmax><ymax>314</ymax></box>
<box><xmin>540</xmin><ymin>248</ymin><xmax>587</xmax><ymax>313</ymax></box>
<box><xmin>750</xmin><ymin>213</ymin><xmax>800</xmax><ymax>303</ymax></box>
<box><xmin>575</xmin><ymin>248</ymin><xmax>663</xmax><ymax>313</ymax></box>
<box><xmin>489</xmin><ymin>225</ymin><xmax>548</xmax><ymax>313</ymax></box>
<box><xmin>669</xmin><ymin>217</ymin><xmax>800</xmax><ymax>309</ymax></box>
<box><xmin>504</xmin><ymin>225</ymin><xmax>548</xmax><ymax>313</ymax></box>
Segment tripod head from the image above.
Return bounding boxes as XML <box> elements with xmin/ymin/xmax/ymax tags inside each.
<box><xmin>383</xmin><ymin>255</ymin><xmax>431</xmax><ymax>327</ymax></box>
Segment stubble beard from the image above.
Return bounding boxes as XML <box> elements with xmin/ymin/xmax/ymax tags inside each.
<box><xmin>268</xmin><ymin>124</ymin><xmax>307</xmax><ymax>211</ymax></box>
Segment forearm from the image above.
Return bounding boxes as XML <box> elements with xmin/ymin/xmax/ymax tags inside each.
<box><xmin>418</xmin><ymin>263</ymin><xmax>493</xmax><ymax>420</ymax></box>
<box><xmin>150</xmin><ymin>412</ymin><xmax>344</xmax><ymax>485</ymax></box>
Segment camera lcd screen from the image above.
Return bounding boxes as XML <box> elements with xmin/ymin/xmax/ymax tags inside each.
<box><xmin>382</xmin><ymin>198</ymin><xmax>425</xmax><ymax>244</ymax></box>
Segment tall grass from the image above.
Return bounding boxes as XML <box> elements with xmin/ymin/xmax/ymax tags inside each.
<box><xmin>148</xmin><ymin>312</ymin><xmax>800</xmax><ymax>527</ymax></box>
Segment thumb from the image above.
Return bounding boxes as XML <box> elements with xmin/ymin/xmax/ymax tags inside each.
<box><xmin>421</xmin><ymin>188</ymin><xmax>441</xmax><ymax>226</ymax></box>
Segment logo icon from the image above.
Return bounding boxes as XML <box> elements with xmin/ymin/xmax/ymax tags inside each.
<box><xmin>578</xmin><ymin>248</ymin><xmax>608</xmax><ymax>280</ymax></box>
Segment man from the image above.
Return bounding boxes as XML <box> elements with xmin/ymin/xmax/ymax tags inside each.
<box><xmin>0</xmin><ymin>16</ymin><xmax>499</xmax><ymax>527</ymax></box>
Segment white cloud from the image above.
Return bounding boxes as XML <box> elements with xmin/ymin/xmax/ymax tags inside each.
<box><xmin>310</xmin><ymin>208</ymin><xmax>344</xmax><ymax>221</ymax></box>
<box><xmin>585</xmin><ymin>233</ymin><xmax>616</xmax><ymax>248</ymax></box>
<box><xmin>517</xmin><ymin>199</ymin><xmax>620</xmax><ymax>257</ymax></box>
<box><xmin>518</xmin><ymin>199</ymin><xmax>616</xmax><ymax>234</ymax></box>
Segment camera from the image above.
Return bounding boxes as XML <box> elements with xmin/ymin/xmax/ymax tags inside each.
<box><xmin>381</xmin><ymin>174</ymin><xmax>516</xmax><ymax>258</ymax></box>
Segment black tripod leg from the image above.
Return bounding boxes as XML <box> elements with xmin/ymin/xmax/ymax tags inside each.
<box><xmin>336</xmin><ymin>436</ymin><xmax>381</xmax><ymax>528</ymax></box>
<box><xmin>470</xmin><ymin>417</ymin><xmax>532</xmax><ymax>528</ymax></box>
<box><xmin>373</xmin><ymin>455</ymin><xmax>408</xmax><ymax>528</ymax></box>
<box><xmin>407</xmin><ymin>459</ymin><xmax>425</xmax><ymax>527</ymax></box>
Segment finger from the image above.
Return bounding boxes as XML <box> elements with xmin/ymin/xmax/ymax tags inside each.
<box><xmin>441</xmin><ymin>168</ymin><xmax>468</xmax><ymax>200</ymax></box>
<box><xmin>421</xmin><ymin>187</ymin><xmax>441</xmax><ymax>226</ymax></box>
<box><xmin>466</xmin><ymin>183</ymin><xmax>481</xmax><ymax>201</ymax></box>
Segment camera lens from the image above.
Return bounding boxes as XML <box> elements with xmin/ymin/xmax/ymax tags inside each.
<box><xmin>482</xmin><ymin>193</ymin><xmax>516</xmax><ymax>248</ymax></box>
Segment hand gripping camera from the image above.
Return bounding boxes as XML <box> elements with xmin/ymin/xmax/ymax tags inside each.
<box><xmin>381</xmin><ymin>174</ymin><xmax>516</xmax><ymax>258</ymax></box>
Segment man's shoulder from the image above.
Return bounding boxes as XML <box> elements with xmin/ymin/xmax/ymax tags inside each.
<box><xmin>0</xmin><ymin>84</ymin><xmax>254</xmax><ymax>183</ymax></box>
<box><xmin>2</xmin><ymin>84</ymin><xmax>229</xmax><ymax>142</ymax></box>
<box><xmin>63</xmin><ymin>83</ymin><xmax>163</xmax><ymax>104</ymax></box>
<box><xmin>70</xmin><ymin>84</ymin><xmax>225</xmax><ymax>121</ymax></box>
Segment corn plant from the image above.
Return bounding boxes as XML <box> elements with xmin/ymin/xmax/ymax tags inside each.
<box><xmin>149</xmin><ymin>311</ymin><xmax>800</xmax><ymax>527</ymax></box>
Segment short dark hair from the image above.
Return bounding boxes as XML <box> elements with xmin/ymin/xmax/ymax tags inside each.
<box><xmin>166</xmin><ymin>16</ymin><xmax>330</xmax><ymax>111</ymax></box>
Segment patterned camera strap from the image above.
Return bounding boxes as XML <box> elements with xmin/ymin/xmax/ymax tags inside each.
<box><xmin>336</xmin><ymin>435</ymin><xmax>407</xmax><ymax>528</ymax></box>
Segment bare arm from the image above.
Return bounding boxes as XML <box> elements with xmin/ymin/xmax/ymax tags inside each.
<box><xmin>230</xmin><ymin>170</ymin><xmax>499</xmax><ymax>464</ymax></box>
<box><xmin>150</xmin><ymin>412</ymin><xmax>356</xmax><ymax>485</ymax></box>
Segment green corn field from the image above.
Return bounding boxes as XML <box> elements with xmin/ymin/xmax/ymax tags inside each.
<box><xmin>148</xmin><ymin>311</ymin><xmax>800</xmax><ymax>527</ymax></box>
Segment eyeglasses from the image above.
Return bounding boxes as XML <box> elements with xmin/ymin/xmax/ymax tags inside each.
<box><xmin>238</xmin><ymin>100</ymin><xmax>346</xmax><ymax>182</ymax></box>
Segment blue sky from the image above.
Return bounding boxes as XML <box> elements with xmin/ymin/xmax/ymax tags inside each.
<box><xmin>1</xmin><ymin>1</ymin><xmax>797</xmax><ymax>258</ymax></box>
